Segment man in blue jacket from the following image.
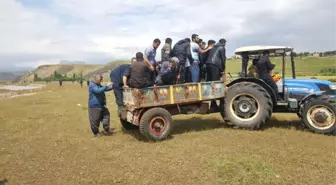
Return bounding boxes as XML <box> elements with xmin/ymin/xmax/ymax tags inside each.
<box><xmin>88</xmin><ymin>74</ymin><xmax>113</xmax><ymax>137</ymax></box>
<box><xmin>110</xmin><ymin>63</ymin><xmax>131</xmax><ymax>114</ymax></box>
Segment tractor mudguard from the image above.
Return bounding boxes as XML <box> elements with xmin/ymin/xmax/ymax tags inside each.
<box><xmin>299</xmin><ymin>91</ymin><xmax>326</xmax><ymax>105</ymax></box>
<box><xmin>227</xmin><ymin>77</ymin><xmax>277</xmax><ymax>106</ymax></box>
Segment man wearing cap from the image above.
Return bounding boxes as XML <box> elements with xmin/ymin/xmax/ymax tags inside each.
<box><xmin>88</xmin><ymin>74</ymin><xmax>113</xmax><ymax>137</ymax></box>
<box><xmin>155</xmin><ymin>57</ymin><xmax>179</xmax><ymax>85</ymax></box>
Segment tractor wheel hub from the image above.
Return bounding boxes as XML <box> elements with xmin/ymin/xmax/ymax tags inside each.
<box><xmin>314</xmin><ymin>112</ymin><xmax>328</xmax><ymax>123</ymax></box>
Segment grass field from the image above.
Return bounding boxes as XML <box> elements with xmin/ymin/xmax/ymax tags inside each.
<box><xmin>226</xmin><ymin>56</ymin><xmax>336</xmax><ymax>78</ymax></box>
<box><xmin>0</xmin><ymin>82</ymin><xmax>335</xmax><ymax>185</ymax></box>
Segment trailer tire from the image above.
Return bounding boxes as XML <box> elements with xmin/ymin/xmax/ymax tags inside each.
<box><xmin>224</xmin><ymin>82</ymin><xmax>273</xmax><ymax>129</ymax></box>
<box><xmin>120</xmin><ymin>119</ymin><xmax>139</xmax><ymax>130</ymax></box>
<box><xmin>301</xmin><ymin>95</ymin><xmax>336</xmax><ymax>134</ymax></box>
<box><xmin>139</xmin><ymin>107</ymin><xmax>173</xmax><ymax>141</ymax></box>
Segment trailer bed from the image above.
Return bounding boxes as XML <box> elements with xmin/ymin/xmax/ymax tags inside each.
<box><xmin>123</xmin><ymin>81</ymin><xmax>226</xmax><ymax>111</ymax></box>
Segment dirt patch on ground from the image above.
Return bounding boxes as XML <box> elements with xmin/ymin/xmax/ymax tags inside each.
<box><xmin>0</xmin><ymin>84</ymin><xmax>45</xmax><ymax>100</ymax></box>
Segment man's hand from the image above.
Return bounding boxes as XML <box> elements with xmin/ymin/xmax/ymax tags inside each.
<box><xmin>208</xmin><ymin>45</ymin><xmax>214</xmax><ymax>49</ymax></box>
<box><xmin>149</xmin><ymin>65</ymin><xmax>155</xmax><ymax>71</ymax></box>
<box><xmin>123</xmin><ymin>85</ymin><xmax>129</xmax><ymax>88</ymax></box>
<box><xmin>106</xmin><ymin>82</ymin><xmax>113</xmax><ymax>86</ymax></box>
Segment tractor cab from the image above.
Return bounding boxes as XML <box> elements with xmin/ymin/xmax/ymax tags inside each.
<box><xmin>233</xmin><ymin>46</ymin><xmax>336</xmax><ymax>108</ymax></box>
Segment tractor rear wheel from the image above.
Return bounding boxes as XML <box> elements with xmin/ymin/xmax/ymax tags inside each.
<box><xmin>139</xmin><ymin>107</ymin><xmax>173</xmax><ymax>141</ymax></box>
<box><xmin>301</xmin><ymin>96</ymin><xmax>336</xmax><ymax>134</ymax></box>
<box><xmin>120</xmin><ymin>119</ymin><xmax>139</xmax><ymax>130</ymax></box>
<box><xmin>224</xmin><ymin>82</ymin><xmax>273</xmax><ymax>129</ymax></box>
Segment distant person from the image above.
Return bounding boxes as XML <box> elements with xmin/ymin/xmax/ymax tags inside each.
<box><xmin>87</xmin><ymin>80</ymin><xmax>90</xmax><ymax>87</ymax></box>
<box><xmin>256</xmin><ymin>51</ymin><xmax>281</xmax><ymax>100</ymax></box>
<box><xmin>206</xmin><ymin>38</ymin><xmax>227</xmax><ymax>111</ymax></box>
<box><xmin>155</xmin><ymin>57</ymin><xmax>179</xmax><ymax>85</ymax></box>
<box><xmin>88</xmin><ymin>74</ymin><xmax>113</xmax><ymax>137</ymax></box>
<box><xmin>80</xmin><ymin>79</ymin><xmax>83</xmax><ymax>87</ymax></box>
<box><xmin>110</xmin><ymin>64</ymin><xmax>131</xmax><ymax>114</ymax></box>
<box><xmin>144</xmin><ymin>38</ymin><xmax>161</xmax><ymax>81</ymax></box>
<box><xmin>59</xmin><ymin>80</ymin><xmax>62</xmax><ymax>87</ymax></box>
<box><xmin>129</xmin><ymin>52</ymin><xmax>154</xmax><ymax>88</ymax></box>
<box><xmin>161</xmin><ymin>38</ymin><xmax>173</xmax><ymax>62</ymax></box>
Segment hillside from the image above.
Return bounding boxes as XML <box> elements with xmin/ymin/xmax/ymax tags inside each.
<box><xmin>19</xmin><ymin>61</ymin><xmax>129</xmax><ymax>82</ymax></box>
<box><xmin>19</xmin><ymin>56</ymin><xmax>335</xmax><ymax>83</ymax></box>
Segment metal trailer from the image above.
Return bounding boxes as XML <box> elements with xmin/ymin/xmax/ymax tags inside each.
<box><xmin>120</xmin><ymin>80</ymin><xmax>228</xmax><ymax>141</ymax></box>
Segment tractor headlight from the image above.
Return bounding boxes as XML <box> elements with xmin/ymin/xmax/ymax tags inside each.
<box><xmin>330</xmin><ymin>84</ymin><xmax>336</xmax><ymax>90</ymax></box>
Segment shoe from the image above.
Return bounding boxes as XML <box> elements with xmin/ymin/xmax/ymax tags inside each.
<box><xmin>93</xmin><ymin>133</ymin><xmax>102</xmax><ymax>137</ymax></box>
<box><xmin>103</xmin><ymin>128</ymin><xmax>114</xmax><ymax>135</ymax></box>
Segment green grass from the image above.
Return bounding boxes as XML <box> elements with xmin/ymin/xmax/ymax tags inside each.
<box><xmin>0</xmin><ymin>83</ymin><xmax>335</xmax><ymax>185</ymax></box>
<box><xmin>207</xmin><ymin>156</ymin><xmax>279</xmax><ymax>185</ymax></box>
<box><xmin>226</xmin><ymin>56</ymin><xmax>336</xmax><ymax>77</ymax></box>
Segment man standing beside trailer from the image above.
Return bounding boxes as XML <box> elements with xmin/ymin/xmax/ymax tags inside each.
<box><xmin>88</xmin><ymin>75</ymin><xmax>113</xmax><ymax>137</ymax></box>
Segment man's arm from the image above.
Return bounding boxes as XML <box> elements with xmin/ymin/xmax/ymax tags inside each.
<box><xmin>220</xmin><ymin>47</ymin><xmax>227</xmax><ymax>71</ymax></box>
<box><xmin>198</xmin><ymin>45</ymin><xmax>213</xmax><ymax>54</ymax></box>
<box><xmin>90</xmin><ymin>84</ymin><xmax>107</xmax><ymax>93</ymax></box>
<box><xmin>123</xmin><ymin>76</ymin><xmax>128</xmax><ymax>87</ymax></box>
<box><xmin>143</xmin><ymin>57</ymin><xmax>154</xmax><ymax>71</ymax></box>
<box><xmin>186</xmin><ymin>45</ymin><xmax>194</xmax><ymax>64</ymax></box>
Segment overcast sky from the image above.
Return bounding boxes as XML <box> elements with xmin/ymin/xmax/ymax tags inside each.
<box><xmin>0</xmin><ymin>0</ymin><xmax>335</xmax><ymax>70</ymax></box>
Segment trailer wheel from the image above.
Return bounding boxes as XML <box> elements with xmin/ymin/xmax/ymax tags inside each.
<box><xmin>139</xmin><ymin>107</ymin><xmax>173</xmax><ymax>141</ymax></box>
<box><xmin>224</xmin><ymin>82</ymin><xmax>273</xmax><ymax>129</ymax></box>
<box><xmin>301</xmin><ymin>96</ymin><xmax>336</xmax><ymax>134</ymax></box>
<box><xmin>120</xmin><ymin>119</ymin><xmax>139</xmax><ymax>130</ymax></box>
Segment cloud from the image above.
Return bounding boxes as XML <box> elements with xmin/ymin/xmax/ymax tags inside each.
<box><xmin>0</xmin><ymin>0</ymin><xmax>335</xmax><ymax>69</ymax></box>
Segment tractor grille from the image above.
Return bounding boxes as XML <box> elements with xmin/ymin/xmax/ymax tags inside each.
<box><xmin>316</xmin><ymin>83</ymin><xmax>330</xmax><ymax>91</ymax></box>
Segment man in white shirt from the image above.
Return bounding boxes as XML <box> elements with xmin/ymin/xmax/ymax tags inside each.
<box><xmin>188</xmin><ymin>34</ymin><xmax>213</xmax><ymax>82</ymax></box>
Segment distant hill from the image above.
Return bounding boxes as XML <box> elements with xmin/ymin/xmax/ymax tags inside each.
<box><xmin>0</xmin><ymin>71</ymin><xmax>29</xmax><ymax>82</ymax></box>
<box><xmin>19</xmin><ymin>60</ymin><xmax>129</xmax><ymax>82</ymax></box>
<box><xmin>59</xmin><ymin>60</ymin><xmax>86</xmax><ymax>64</ymax></box>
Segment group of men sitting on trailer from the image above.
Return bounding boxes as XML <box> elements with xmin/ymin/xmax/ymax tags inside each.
<box><xmin>110</xmin><ymin>34</ymin><xmax>227</xmax><ymax>113</ymax></box>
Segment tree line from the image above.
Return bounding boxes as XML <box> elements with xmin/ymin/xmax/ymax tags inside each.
<box><xmin>292</xmin><ymin>50</ymin><xmax>336</xmax><ymax>57</ymax></box>
<box><xmin>33</xmin><ymin>71</ymin><xmax>85</xmax><ymax>82</ymax></box>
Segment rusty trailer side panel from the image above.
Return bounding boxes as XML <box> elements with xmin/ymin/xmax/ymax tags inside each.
<box><xmin>123</xmin><ymin>81</ymin><xmax>226</xmax><ymax>110</ymax></box>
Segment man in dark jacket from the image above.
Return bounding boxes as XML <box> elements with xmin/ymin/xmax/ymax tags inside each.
<box><xmin>171</xmin><ymin>38</ymin><xmax>193</xmax><ymax>83</ymax></box>
<box><xmin>129</xmin><ymin>52</ymin><xmax>154</xmax><ymax>88</ymax></box>
<box><xmin>206</xmin><ymin>38</ymin><xmax>226</xmax><ymax>110</ymax></box>
<box><xmin>256</xmin><ymin>51</ymin><xmax>281</xmax><ymax>100</ymax></box>
<box><xmin>110</xmin><ymin>64</ymin><xmax>131</xmax><ymax>114</ymax></box>
<box><xmin>155</xmin><ymin>57</ymin><xmax>179</xmax><ymax>85</ymax></box>
<box><xmin>161</xmin><ymin>38</ymin><xmax>172</xmax><ymax>62</ymax></box>
<box><xmin>88</xmin><ymin>75</ymin><xmax>113</xmax><ymax>136</ymax></box>
<box><xmin>200</xmin><ymin>40</ymin><xmax>216</xmax><ymax>81</ymax></box>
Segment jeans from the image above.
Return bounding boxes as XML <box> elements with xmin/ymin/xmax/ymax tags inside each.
<box><xmin>190</xmin><ymin>62</ymin><xmax>200</xmax><ymax>82</ymax></box>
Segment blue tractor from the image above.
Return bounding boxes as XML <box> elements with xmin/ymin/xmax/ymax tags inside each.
<box><xmin>223</xmin><ymin>46</ymin><xmax>336</xmax><ymax>134</ymax></box>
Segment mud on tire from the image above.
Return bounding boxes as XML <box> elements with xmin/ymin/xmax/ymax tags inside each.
<box><xmin>224</xmin><ymin>82</ymin><xmax>273</xmax><ymax>129</ymax></box>
<box><xmin>139</xmin><ymin>107</ymin><xmax>173</xmax><ymax>141</ymax></box>
<box><xmin>301</xmin><ymin>95</ymin><xmax>336</xmax><ymax>134</ymax></box>
<box><xmin>120</xmin><ymin>119</ymin><xmax>139</xmax><ymax>130</ymax></box>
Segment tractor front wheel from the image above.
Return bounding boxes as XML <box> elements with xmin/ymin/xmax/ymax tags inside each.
<box><xmin>301</xmin><ymin>96</ymin><xmax>336</xmax><ymax>134</ymax></box>
<box><xmin>139</xmin><ymin>107</ymin><xmax>173</xmax><ymax>141</ymax></box>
